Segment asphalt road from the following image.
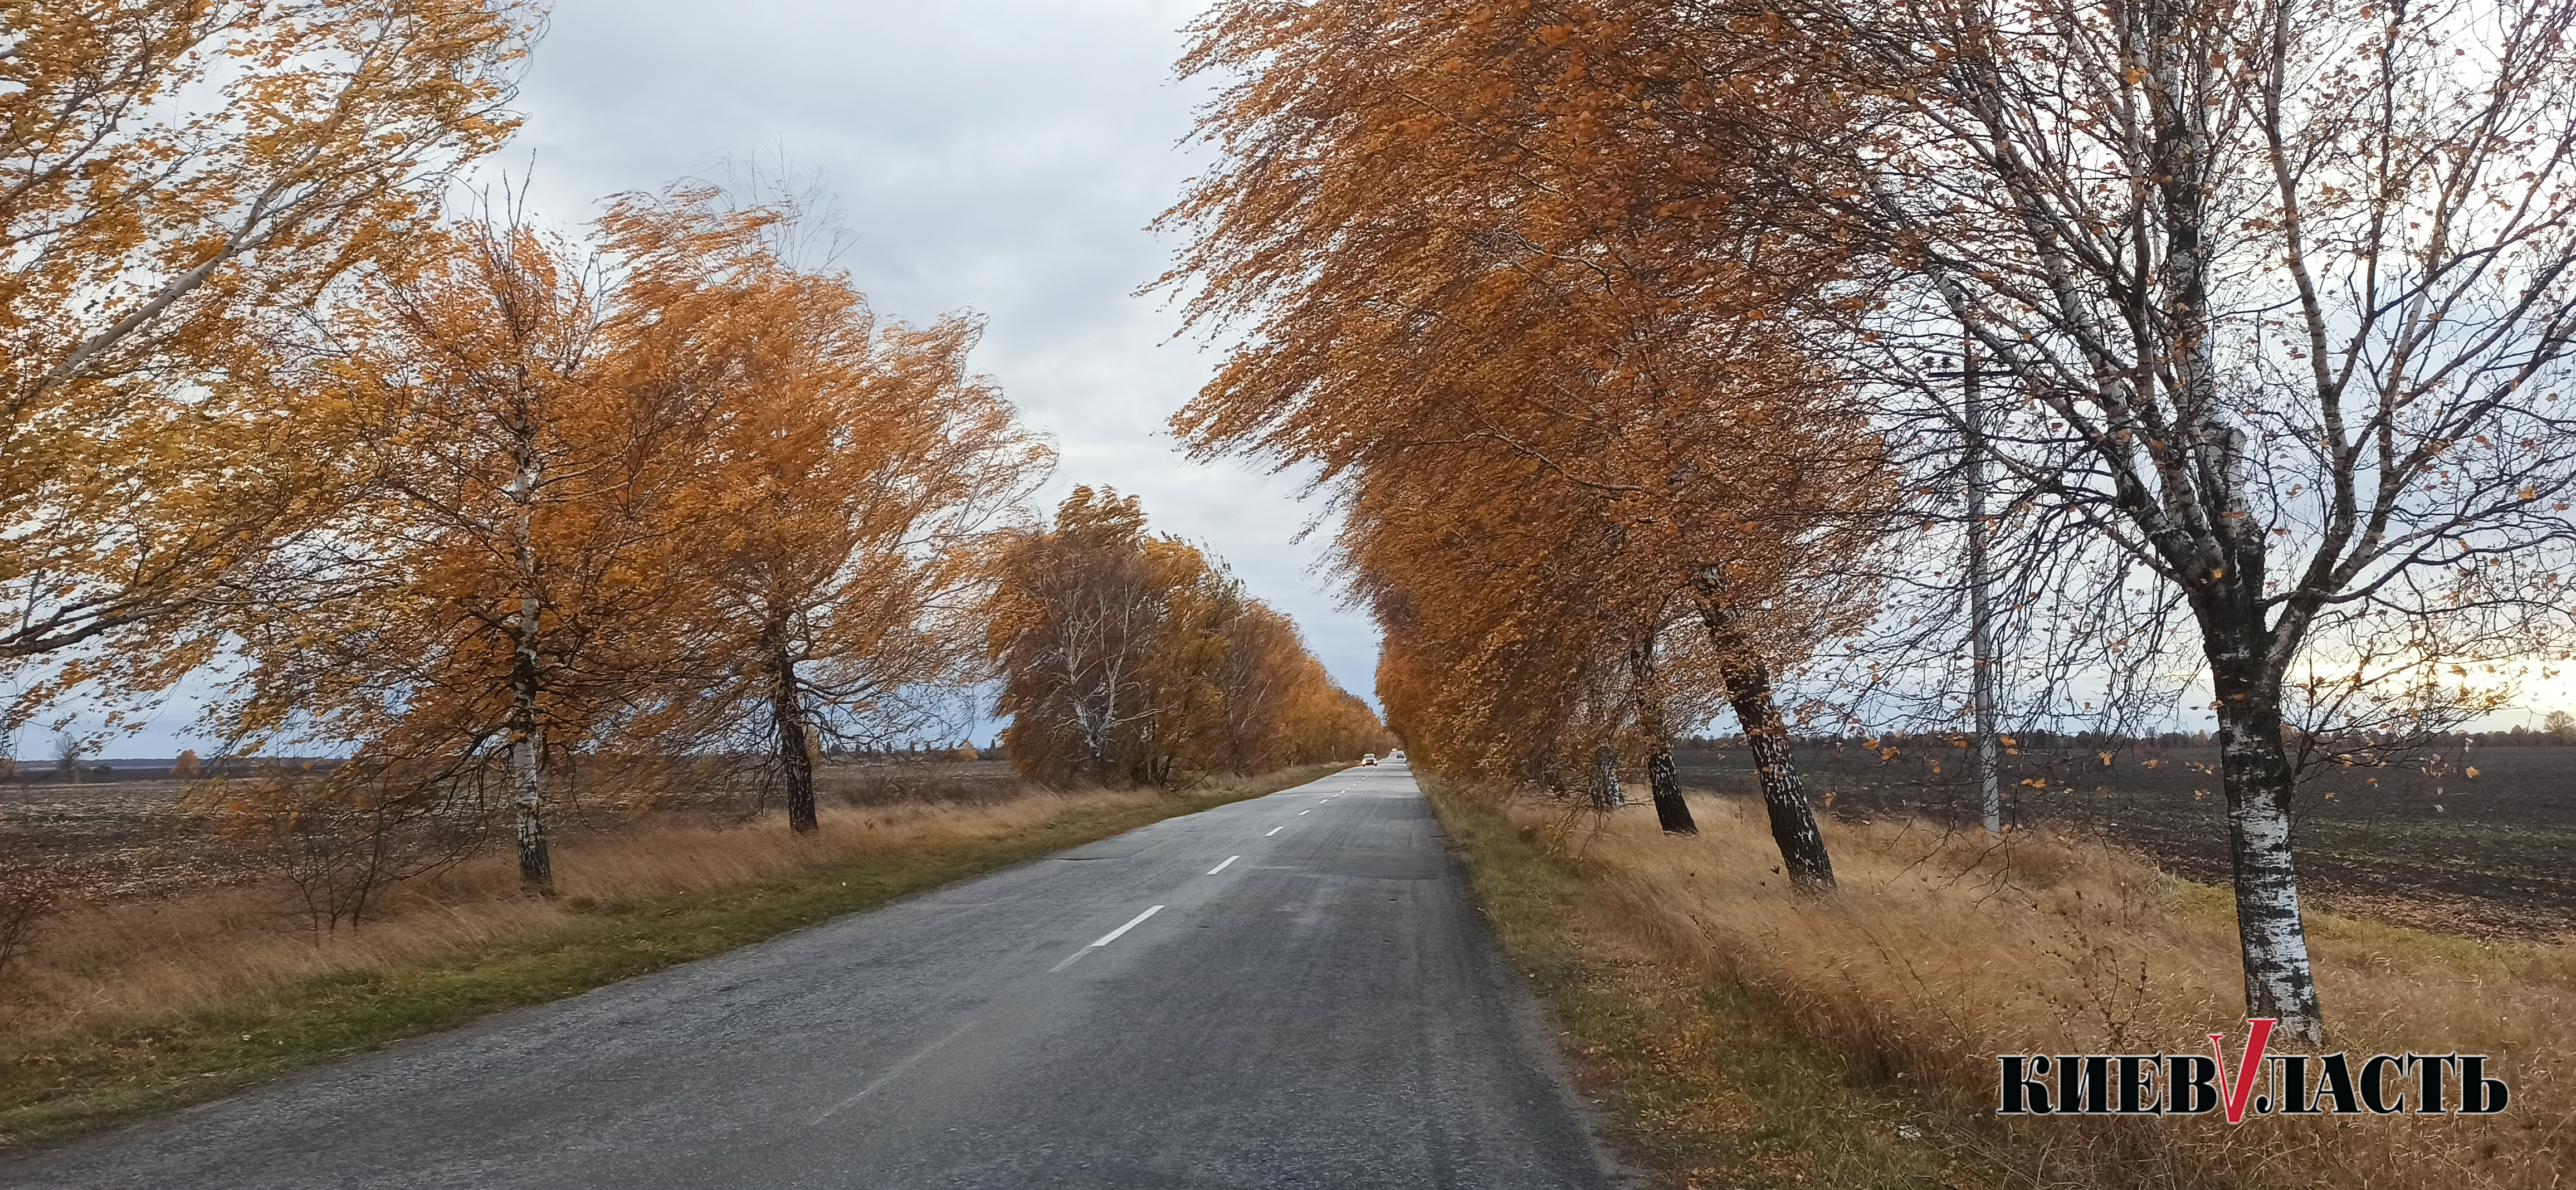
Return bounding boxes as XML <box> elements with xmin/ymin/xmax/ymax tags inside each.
<box><xmin>2</xmin><ymin>762</ymin><xmax>1628</xmax><ymax>1189</ymax></box>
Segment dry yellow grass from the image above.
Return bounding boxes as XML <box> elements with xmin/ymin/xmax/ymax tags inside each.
<box><xmin>1510</xmin><ymin>791</ymin><xmax>2572</xmax><ymax>1189</ymax></box>
<box><xmin>1</xmin><ymin>789</ymin><xmax>1164</xmax><ymax>1062</ymax></box>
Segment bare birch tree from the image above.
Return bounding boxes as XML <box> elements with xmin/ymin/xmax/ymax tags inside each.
<box><xmin>1826</xmin><ymin>0</ymin><xmax>2576</xmax><ymax>1039</ymax></box>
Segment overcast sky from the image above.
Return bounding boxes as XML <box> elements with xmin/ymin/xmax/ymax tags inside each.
<box><xmin>508</xmin><ymin>0</ymin><xmax>1366</xmax><ymax>680</ymax></box>
<box><xmin>74</xmin><ymin>0</ymin><xmax>1372</xmax><ymax>757</ymax></box>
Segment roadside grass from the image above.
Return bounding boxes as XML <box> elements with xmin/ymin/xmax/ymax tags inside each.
<box><xmin>1427</xmin><ymin>781</ymin><xmax>1986</xmax><ymax>1189</ymax></box>
<box><xmin>1671</xmin><ymin>745</ymin><xmax>2576</xmax><ymax>941</ymax></box>
<box><xmin>1424</xmin><ymin>779</ymin><xmax>2573</xmax><ymax>1190</ymax></box>
<box><xmin>0</xmin><ymin>766</ymin><xmax>1336</xmax><ymax>1149</ymax></box>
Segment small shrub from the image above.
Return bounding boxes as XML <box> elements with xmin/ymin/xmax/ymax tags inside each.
<box><xmin>199</xmin><ymin>768</ymin><xmax>485</xmax><ymax>933</ymax></box>
<box><xmin>0</xmin><ymin>848</ymin><xmax>55</xmax><ymax>978</ymax></box>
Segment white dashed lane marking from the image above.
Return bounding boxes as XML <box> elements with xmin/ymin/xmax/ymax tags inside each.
<box><xmin>1050</xmin><ymin>905</ymin><xmax>1165</xmax><ymax>973</ymax></box>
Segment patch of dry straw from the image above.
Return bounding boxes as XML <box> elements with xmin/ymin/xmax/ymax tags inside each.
<box><xmin>1526</xmin><ymin>793</ymin><xmax>2570</xmax><ymax>1189</ymax></box>
<box><xmin>0</xmin><ymin>791</ymin><xmax>1159</xmax><ymax>1053</ymax></box>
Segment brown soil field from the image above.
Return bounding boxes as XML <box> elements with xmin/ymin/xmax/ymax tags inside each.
<box><xmin>0</xmin><ymin>759</ymin><xmax>1038</xmax><ymax>900</ymax></box>
<box><xmin>0</xmin><ymin>780</ymin><xmax>221</xmax><ymax>898</ymax></box>
<box><xmin>1674</xmin><ymin>743</ymin><xmax>2574</xmax><ymax>940</ymax></box>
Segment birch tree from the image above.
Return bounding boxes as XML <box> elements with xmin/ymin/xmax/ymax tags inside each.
<box><xmin>1825</xmin><ymin>0</ymin><xmax>2576</xmax><ymax>1038</ymax></box>
<box><xmin>0</xmin><ymin>0</ymin><xmax>527</xmax><ymax>723</ymax></box>
<box><xmin>221</xmin><ymin>210</ymin><xmax>717</xmax><ymax>891</ymax></box>
<box><xmin>1210</xmin><ymin>600</ymin><xmax>1392</xmax><ymax>771</ymax></box>
<box><xmin>987</xmin><ymin>488</ymin><xmax>1222</xmax><ymax>787</ymax></box>
<box><xmin>617</xmin><ymin>190</ymin><xmax>1050</xmax><ymax>831</ymax></box>
<box><xmin>988</xmin><ymin>487</ymin><xmax>1384</xmax><ymax>785</ymax></box>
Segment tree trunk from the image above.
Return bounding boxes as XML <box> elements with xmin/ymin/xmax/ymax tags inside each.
<box><xmin>1592</xmin><ymin>745</ymin><xmax>1623</xmax><ymax>811</ymax></box>
<box><xmin>2148</xmin><ymin>0</ymin><xmax>2321</xmax><ymax>1038</ymax></box>
<box><xmin>1646</xmin><ymin>745</ymin><xmax>1696</xmax><ymax>835</ymax></box>
<box><xmin>769</xmin><ymin>627</ymin><xmax>818</xmax><ymax>833</ymax></box>
<box><xmin>2209</xmin><ymin>632</ymin><xmax>2325</xmax><ymax>1042</ymax></box>
<box><xmin>509</xmin><ymin>612</ymin><xmax>549</xmax><ymax>890</ymax></box>
<box><xmin>507</xmin><ymin>418</ymin><xmax>550</xmax><ymax>892</ymax></box>
<box><xmin>1695</xmin><ymin>589</ymin><xmax>1833</xmax><ymax>891</ymax></box>
<box><xmin>1628</xmin><ymin>634</ymin><xmax>1694</xmax><ymax>833</ymax></box>
<box><xmin>507</xmin><ymin>574</ymin><xmax>549</xmax><ymax>890</ymax></box>
<box><xmin>510</xmin><ymin>724</ymin><xmax>550</xmax><ymax>891</ymax></box>
<box><xmin>1088</xmin><ymin>653</ymin><xmax>1118</xmax><ymax>787</ymax></box>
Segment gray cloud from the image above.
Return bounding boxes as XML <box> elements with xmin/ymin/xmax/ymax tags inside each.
<box><xmin>510</xmin><ymin>1</ymin><xmax>1377</xmax><ymax>701</ymax></box>
<box><xmin>82</xmin><ymin>0</ymin><xmax>1374</xmax><ymax>758</ymax></box>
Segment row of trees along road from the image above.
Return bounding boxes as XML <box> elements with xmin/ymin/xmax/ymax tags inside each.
<box><xmin>988</xmin><ymin>486</ymin><xmax>1393</xmax><ymax>788</ymax></box>
<box><xmin>211</xmin><ymin>190</ymin><xmax>1052</xmax><ymax>891</ymax></box>
<box><xmin>0</xmin><ymin>1</ymin><xmax>1387</xmax><ymax>921</ymax></box>
<box><xmin>1165</xmin><ymin>0</ymin><xmax>2576</xmax><ymax>1043</ymax></box>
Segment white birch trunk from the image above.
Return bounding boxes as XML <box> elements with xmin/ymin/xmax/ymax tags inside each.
<box><xmin>1592</xmin><ymin>745</ymin><xmax>1623</xmax><ymax>812</ymax></box>
<box><xmin>1694</xmin><ymin>578</ymin><xmax>1835</xmax><ymax>891</ymax></box>
<box><xmin>2213</xmin><ymin>671</ymin><xmax>2326</xmax><ymax>1042</ymax></box>
<box><xmin>508</xmin><ymin>414</ymin><xmax>550</xmax><ymax>891</ymax></box>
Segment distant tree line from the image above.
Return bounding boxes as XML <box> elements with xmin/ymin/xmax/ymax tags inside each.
<box><xmin>989</xmin><ymin>487</ymin><xmax>1392</xmax><ymax>788</ymax></box>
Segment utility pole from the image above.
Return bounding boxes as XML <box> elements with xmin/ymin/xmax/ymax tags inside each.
<box><xmin>1930</xmin><ymin>332</ymin><xmax>2007</xmax><ymax>836</ymax></box>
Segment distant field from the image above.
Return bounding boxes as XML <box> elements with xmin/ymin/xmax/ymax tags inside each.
<box><xmin>0</xmin><ymin>779</ymin><xmax>217</xmax><ymax>898</ymax></box>
<box><xmin>0</xmin><ymin>759</ymin><xmax>1032</xmax><ymax>899</ymax></box>
<box><xmin>1673</xmin><ymin>743</ymin><xmax>2574</xmax><ymax>939</ymax></box>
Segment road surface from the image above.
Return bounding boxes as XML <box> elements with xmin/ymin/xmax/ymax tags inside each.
<box><xmin>1</xmin><ymin>761</ymin><xmax>1628</xmax><ymax>1189</ymax></box>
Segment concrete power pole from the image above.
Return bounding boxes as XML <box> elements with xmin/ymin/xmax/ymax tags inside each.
<box><xmin>1964</xmin><ymin>345</ymin><xmax>2001</xmax><ymax>836</ymax></box>
<box><xmin>1934</xmin><ymin>334</ymin><xmax>2006</xmax><ymax>836</ymax></box>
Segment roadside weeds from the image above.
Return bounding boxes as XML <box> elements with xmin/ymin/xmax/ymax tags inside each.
<box><xmin>1423</xmin><ymin>779</ymin><xmax>2573</xmax><ymax>1189</ymax></box>
<box><xmin>1428</xmin><ymin>782</ymin><xmax>1984</xmax><ymax>1189</ymax></box>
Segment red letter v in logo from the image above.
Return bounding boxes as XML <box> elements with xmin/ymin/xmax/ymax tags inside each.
<box><xmin>2211</xmin><ymin>1018</ymin><xmax>2276</xmax><ymax>1124</ymax></box>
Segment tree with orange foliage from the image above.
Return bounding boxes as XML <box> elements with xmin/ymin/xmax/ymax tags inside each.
<box><xmin>0</xmin><ymin>0</ymin><xmax>530</xmax><ymax>729</ymax></box>
<box><xmin>988</xmin><ymin>488</ymin><xmax>1230</xmax><ymax>787</ymax></box>
<box><xmin>615</xmin><ymin>190</ymin><xmax>1050</xmax><ymax>832</ymax></box>
<box><xmin>989</xmin><ymin>488</ymin><xmax>1386</xmax><ymax>787</ymax></box>
<box><xmin>1211</xmin><ymin>601</ymin><xmax>1393</xmax><ymax>772</ymax></box>
<box><xmin>1163</xmin><ymin>0</ymin><xmax>1885</xmax><ymax>889</ymax></box>
<box><xmin>217</xmin><ymin>203</ymin><xmax>736</xmax><ymax>891</ymax></box>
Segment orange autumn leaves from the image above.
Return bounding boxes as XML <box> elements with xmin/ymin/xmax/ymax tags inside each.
<box><xmin>1164</xmin><ymin>1</ymin><xmax>1885</xmax><ymax>884</ymax></box>
<box><xmin>0</xmin><ymin>0</ymin><xmax>529</xmax><ymax>723</ymax></box>
<box><xmin>206</xmin><ymin>191</ymin><xmax>1053</xmax><ymax>881</ymax></box>
<box><xmin>1</xmin><ymin>1</ymin><xmax>1385</xmax><ymax>897</ymax></box>
<box><xmin>988</xmin><ymin>487</ymin><xmax>1389</xmax><ymax>789</ymax></box>
<box><xmin>5</xmin><ymin>2</ymin><xmax>1385</xmax><ymax>902</ymax></box>
<box><xmin>198</xmin><ymin>187</ymin><xmax>1377</xmax><ymax>887</ymax></box>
